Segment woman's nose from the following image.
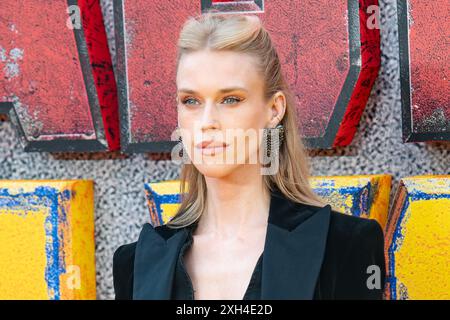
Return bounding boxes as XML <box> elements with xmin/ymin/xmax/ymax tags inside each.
<box><xmin>200</xmin><ymin>100</ymin><xmax>220</xmax><ymax>129</ymax></box>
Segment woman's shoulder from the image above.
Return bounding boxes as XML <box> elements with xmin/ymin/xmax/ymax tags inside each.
<box><xmin>112</xmin><ymin>223</ymin><xmax>181</xmax><ymax>299</ymax></box>
<box><xmin>322</xmin><ymin>209</ymin><xmax>386</xmax><ymax>273</ymax></box>
<box><xmin>112</xmin><ymin>241</ymin><xmax>137</xmax><ymax>300</ymax></box>
<box><xmin>320</xmin><ymin>210</ymin><xmax>386</xmax><ymax>299</ymax></box>
<box><xmin>112</xmin><ymin>223</ymin><xmax>177</xmax><ymax>277</ymax></box>
<box><xmin>327</xmin><ymin>209</ymin><xmax>384</xmax><ymax>244</ymax></box>
<box><xmin>301</xmin><ymin>203</ymin><xmax>384</xmax><ymax>243</ymax></box>
<box><xmin>113</xmin><ymin>223</ymin><xmax>177</xmax><ymax>265</ymax></box>
<box><xmin>113</xmin><ymin>241</ymin><xmax>137</xmax><ymax>266</ymax></box>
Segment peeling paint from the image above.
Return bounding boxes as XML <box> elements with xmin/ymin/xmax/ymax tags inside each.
<box><xmin>0</xmin><ymin>0</ymin><xmax>118</xmax><ymax>151</ymax></box>
<box><xmin>9</xmin><ymin>48</ymin><xmax>24</xmax><ymax>60</ymax></box>
<box><xmin>9</xmin><ymin>95</ymin><xmax>43</xmax><ymax>138</ymax></box>
<box><xmin>1</xmin><ymin>47</ymin><xmax>24</xmax><ymax>80</ymax></box>
<box><xmin>4</xmin><ymin>62</ymin><xmax>20</xmax><ymax>79</ymax></box>
<box><xmin>0</xmin><ymin>47</ymin><xmax>7</xmax><ymax>62</ymax></box>
<box><xmin>8</xmin><ymin>22</ymin><xmax>18</xmax><ymax>33</ymax></box>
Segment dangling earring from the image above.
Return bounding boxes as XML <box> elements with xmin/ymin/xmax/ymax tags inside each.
<box><xmin>174</xmin><ymin>126</ymin><xmax>188</xmax><ymax>162</ymax></box>
<box><xmin>262</xmin><ymin>124</ymin><xmax>285</xmax><ymax>160</ymax></box>
<box><xmin>176</xmin><ymin>126</ymin><xmax>183</xmax><ymax>143</ymax></box>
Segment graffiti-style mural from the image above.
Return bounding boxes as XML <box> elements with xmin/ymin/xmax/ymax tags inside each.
<box><xmin>0</xmin><ymin>0</ymin><xmax>120</xmax><ymax>152</ymax></box>
<box><xmin>114</xmin><ymin>0</ymin><xmax>380</xmax><ymax>152</ymax></box>
<box><xmin>0</xmin><ymin>180</ymin><xmax>96</xmax><ymax>299</ymax></box>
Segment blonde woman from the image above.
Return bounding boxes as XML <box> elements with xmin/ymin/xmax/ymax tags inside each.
<box><xmin>113</xmin><ymin>13</ymin><xmax>385</xmax><ymax>300</ymax></box>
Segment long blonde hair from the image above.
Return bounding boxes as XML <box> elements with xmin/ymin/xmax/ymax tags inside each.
<box><xmin>167</xmin><ymin>12</ymin><xmax>330</xmax><ymax>228</ymax></box>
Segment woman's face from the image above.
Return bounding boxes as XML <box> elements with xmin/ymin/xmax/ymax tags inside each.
<box><xmin>176</xmin><ymin>49</ymin><xmax>284</xmax><ymax>178</ymax></box>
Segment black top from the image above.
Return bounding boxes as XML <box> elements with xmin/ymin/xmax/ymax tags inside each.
<box><xmin>172</xmin><ymin>222</ymin><xmax>263</xmax><ymax>300</ymax></box>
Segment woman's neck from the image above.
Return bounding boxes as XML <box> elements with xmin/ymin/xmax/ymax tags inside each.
<box><xmin>197</xmin><ymin>165</ymin><xmax>271</xmax><ymax>239</ymax></box>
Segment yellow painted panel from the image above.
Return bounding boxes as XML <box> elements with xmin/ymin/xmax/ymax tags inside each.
<box><xmin>0</xmin><ymin>180</ymin><xmax>96</xmax><ymax>300</ymax></box>
<box><xmin>395</xmin><ymin>198</ymin><xmax>450</xmax><ymax>299</ymax></box>
<box><xmin>160</xmin><ymin>203</ymin><xmax>181</xmax><ymax>224</ymax></box>
<box><xmin>149</xmin><ymin>180</ymin><xmax>182</xmax><ymax>195</ymax></box>
<box><xmin>386</xmin><ymin>175</ymin><xmax>450</xmax><ymax>300</ymax></box>
<box><xmin>0</xmin><ymin>208</ymin><xmax>49</xmax><ymax>299</ymax></box>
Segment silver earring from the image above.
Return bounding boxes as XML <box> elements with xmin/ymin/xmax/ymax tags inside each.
<box><xmin>262</xmin><ymin>124</ymin><xmax>285</xmax><ymax>160</ymax></box>
<box><xmin>175</xmin><ymin>126</ymin><xmax>182</xmax><ymax>141</ymax></box>
<box><xmin>174</xmin><ymin>126</ymin><xmax>186</xmax><ymax>159</ymax></box>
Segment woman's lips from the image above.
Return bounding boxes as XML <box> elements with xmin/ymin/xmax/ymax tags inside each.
<box><xmin>199</xmin><ymin>145</ymin><xmax>228</xmax><ymax>155</ymax></box>
<box><xmin>195</xmin><ymin>141</ymin><xmax>229</xmax><ymax>155</ymax></box>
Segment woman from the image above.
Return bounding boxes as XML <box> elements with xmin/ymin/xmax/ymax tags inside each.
<box><xmin>113</xmin><ymin>13</ymin><xmax>386</xmax><ymax>300</ymax></box>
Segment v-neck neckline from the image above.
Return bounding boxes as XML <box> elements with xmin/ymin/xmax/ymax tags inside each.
<box><xmin>177</xmin><ymin>222</ymin><xmax>264</xmax><ymax>300</ymax></box>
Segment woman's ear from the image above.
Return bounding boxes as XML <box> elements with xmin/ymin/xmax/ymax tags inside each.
<box><xmin>267</xmin><ymin>91</ymin><xmax>286</xmax><ymax>127</ymax></box>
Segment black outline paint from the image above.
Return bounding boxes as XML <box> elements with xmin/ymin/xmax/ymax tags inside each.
<box><xmin>201</xmin><ymin>0</ymin><xmax>264</xmax><ymax>13</ymax></box>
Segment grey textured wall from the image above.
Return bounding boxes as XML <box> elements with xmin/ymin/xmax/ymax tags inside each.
<box><xmin>0</xmin><ymin>0</ymin><xmax>448</xmax><ymax>299</ymax></box>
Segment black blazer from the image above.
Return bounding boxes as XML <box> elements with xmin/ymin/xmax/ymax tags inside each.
<box><xmin>113</xmin><ymin>189</ymin><xmax>386</xmax><ymax>299</ymax></box>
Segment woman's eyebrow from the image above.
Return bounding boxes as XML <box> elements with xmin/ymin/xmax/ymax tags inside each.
<box><xmin>219</xmin><ymin>87</ymin><xmax>248</xmax><ymax>93</ymax></box>
<box><xmin>177</xmin><ymin>87</ymin><xmax>248</xmax><ymax>94</ymax></box>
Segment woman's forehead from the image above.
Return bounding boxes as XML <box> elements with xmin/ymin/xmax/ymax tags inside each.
<box><xmin>178</xmin><ymin>50</ymin><xmax>258</xmax><ymax>74</ymax></box>
<box><xmin>176</xmin><ymin>51</ymin><xmax>262</xmax><ymax>90</ymax></box>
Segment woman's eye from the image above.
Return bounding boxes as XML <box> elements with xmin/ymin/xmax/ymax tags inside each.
<box><xmin>182</xmin><ymin>98</ymin><xmax>199</xmax><ymax>105</ymax></box>
<box><xmin>180</xmin><ymin>96</ymin><xmax>242</xmax><ymax>106</ymax></box>
<box><xmin>222</xmin><ymin>96</ymin><xmax>242</xmax><ymax>104</ymax></box>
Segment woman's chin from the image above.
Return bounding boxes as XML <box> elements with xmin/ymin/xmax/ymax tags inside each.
<box><xmin>194</xmin><ymin>163</ymin><xmax>240</xmax><ymax>178</ymax></box>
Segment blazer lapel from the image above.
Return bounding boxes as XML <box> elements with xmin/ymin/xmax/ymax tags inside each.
<box><xmin>261</xmin><ymin>190</ymin><xmax>331</xmax><ymax>299</ymax></box>
<box><xmin>132</xmin><ymin>188</ymin><xmax>331</xmax><ymax>300</ymax></box>
<box><xmin>133</xmin><ymin>223</ymin><xmax>188</xmax><ymax>299</ymax></box>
